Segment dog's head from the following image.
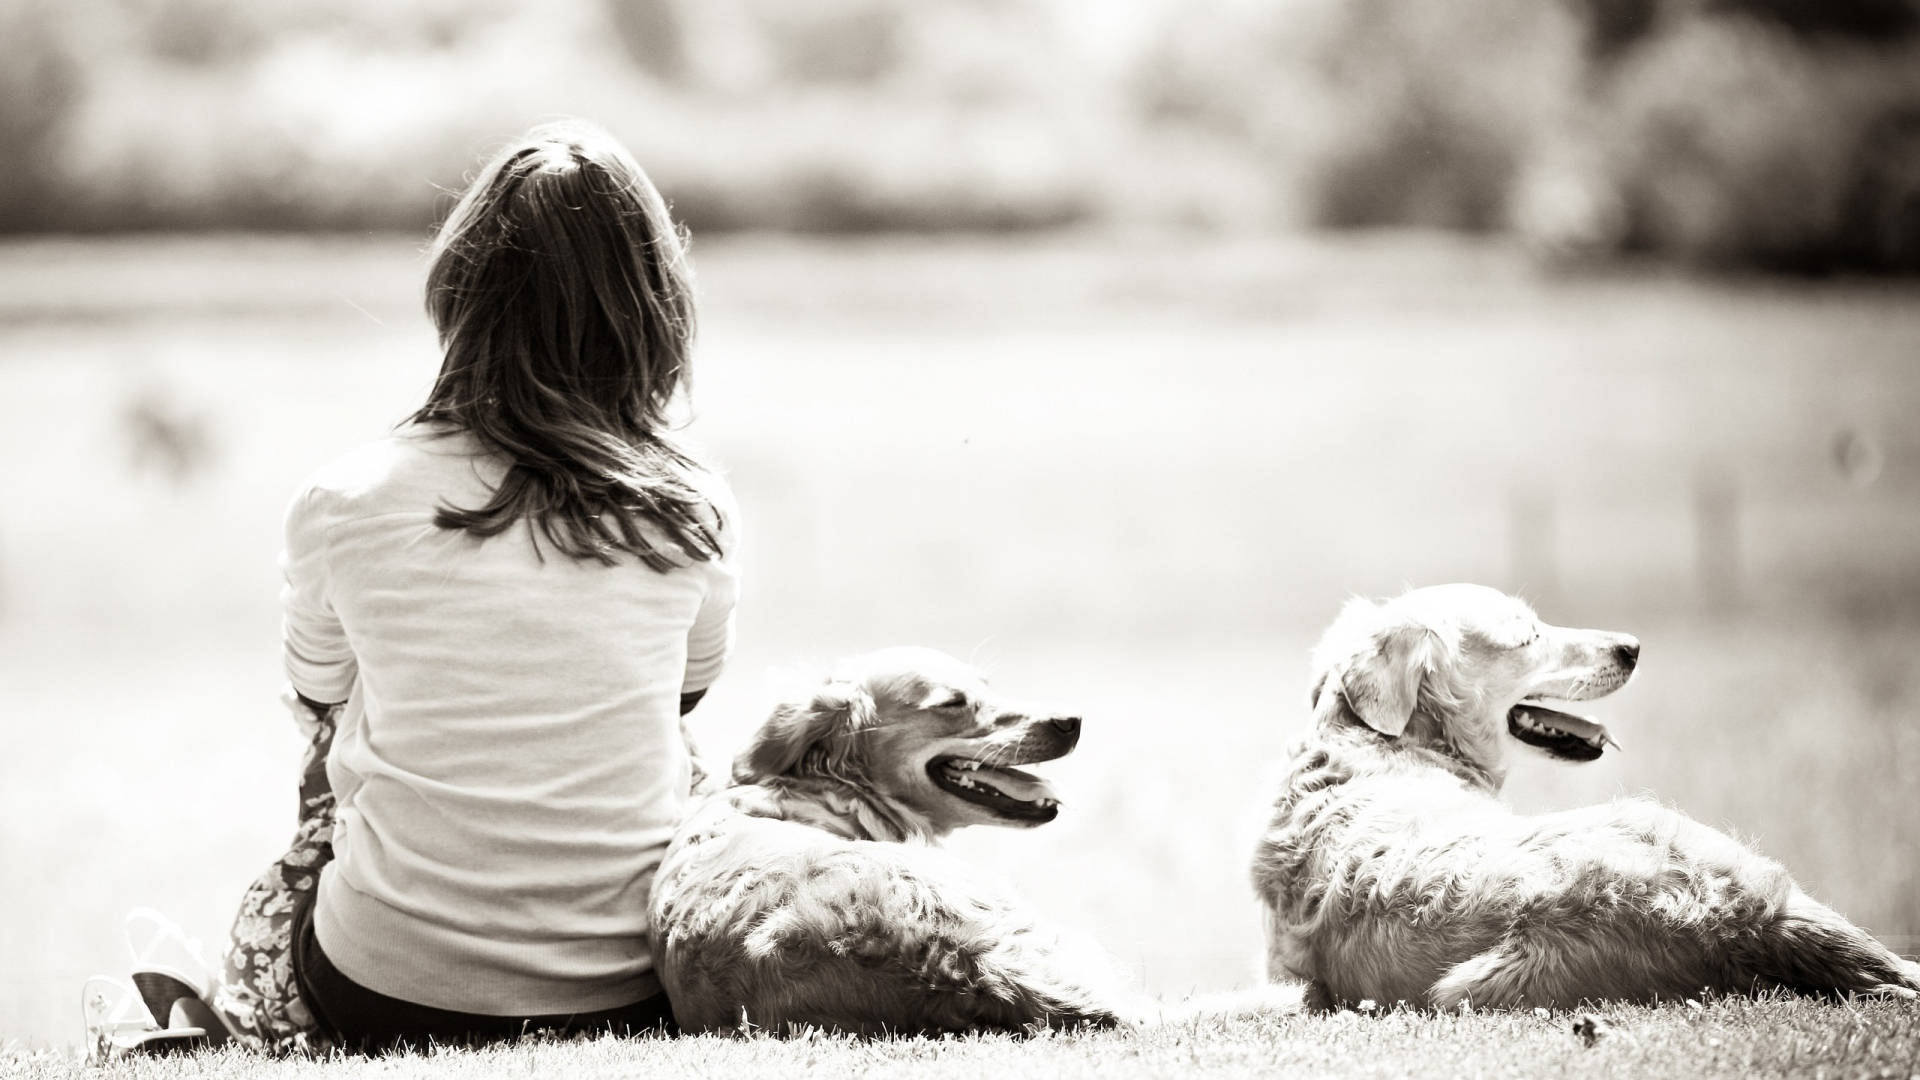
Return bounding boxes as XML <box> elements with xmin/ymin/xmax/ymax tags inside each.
<box><xmin>732</xmin><ymin>646</ymin><xmax>1082</xmax><ymax>835</ymax></box>
<box><xmin>1307</xmin><ymin>584</ymin><xmax>1639</xmax><ymax>783</ymax></box>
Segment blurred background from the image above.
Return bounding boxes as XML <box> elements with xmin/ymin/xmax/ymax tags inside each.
<box><xmin>2</xmin><ymin>0</ymin><xmax>1918</xmax><ymax>1051</ymax></box>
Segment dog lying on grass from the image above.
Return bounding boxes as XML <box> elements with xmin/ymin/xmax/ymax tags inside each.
<box><xmin>650</xmin><ymin>647</ymin><xmax>1126</xmax><ymax>1034</ymax></box>
<box><xmin>1252</xmin><ymin>583</ymin><xmax>1920</xmax><ymax>1010</ymax></box>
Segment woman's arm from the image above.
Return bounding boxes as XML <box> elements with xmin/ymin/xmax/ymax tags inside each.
<box><xmin>680</xmin><ymin>705</ymin><xmax>719</xmax><ymax>797</ymax></box>
<box><xmin>681</xmin><ymin>561</ymin><xmax>737</xmax><ymax>701</ymax></box>
<box><xmin>680</xmin><ymin>606</ymin><xmax>729</xmax><ymax>796</ymax></box>
<box><xmin>680</xmin><ymin>573</ymin><xmax>730</xmax><ymax>797</ymax></box>
<box><xmin>282</xmin><ymin>485</ymin><xmax>357</xmax><ymax>713</ymax></box>
<box><xmin>680</xmin><ymin>494</ymin><xmax>738</xmax><ymax>795</ymax></box>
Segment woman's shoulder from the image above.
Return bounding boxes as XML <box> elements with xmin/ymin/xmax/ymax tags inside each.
<box><xmin>679</xmin><ymin>455</ymin><xmax>742</xmax><ymax>560</ymax></box>
<box><xmin>288</xmin><ymin>422</ymin><xmax>491</xmax><ymax>522</ymax></box>
<box><xmin>687</xmin><ymin>461</ymin><xmax>738</xmax><ymax>525</ymax></box>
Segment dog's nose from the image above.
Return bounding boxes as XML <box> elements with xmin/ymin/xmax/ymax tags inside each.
<box><xmin>1049</xmin><ymin>716</ymin><xmax>1081</xmax><ymax>738</ymax></box>
<box><xmin>1614</xmin><ymin>639</ymin><xmax>1641</xmax><ymax>669</ymax></box>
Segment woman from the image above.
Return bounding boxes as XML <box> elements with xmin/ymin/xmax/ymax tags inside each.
<box><xmin>140</xmin><ymin>119</ymin><xmax>738</xmax><ymax>1055</ymax></box>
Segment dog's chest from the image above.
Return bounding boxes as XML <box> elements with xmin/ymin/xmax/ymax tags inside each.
<box><xmin>1251</xmin><ymin>745</ymin><xmax>1356</xmax><ymax>891</ymax></box>
<box><xmin>1249</xmin><ymin>791</ymin><xmax>1334</xmax><ymax>971</ymax></box>
<box><xmin>1251</xmin><ymin>744</ymin><xmax>1381</xmax><ymax>980</ymax></box>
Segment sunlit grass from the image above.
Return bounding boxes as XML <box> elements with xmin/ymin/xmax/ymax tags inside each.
<box><xmin>8</xmin><ymin>996</ymin><xmax>1919</xmax><ymax>1080</ymax></box>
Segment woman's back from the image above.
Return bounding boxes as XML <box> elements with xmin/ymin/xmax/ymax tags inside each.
<box><xmin>288</xmin><ymin>421</ymin><xmax>737</xmax><ymax>1015</ymax></box>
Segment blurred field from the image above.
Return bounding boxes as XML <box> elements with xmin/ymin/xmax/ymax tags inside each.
<box><xmin>1</xmin><ymin>232</ymin><xmax>1918</xmax><ymax>1050</ymax></box>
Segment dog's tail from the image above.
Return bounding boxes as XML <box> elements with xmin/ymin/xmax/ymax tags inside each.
<box><xmin>934</xmin><ymin>920</ymin><xmax>1137</xmax><ymax>1030</ymax></box>
<box><xmin>737</xmin><ymin>854</ymin><xmax>1134</xmax><ymax>1033</ymax></box>
<box><xmin>1738</xmin><ymin>894</ymin><xmax>1920</xmax><ymax>999</ymax></box>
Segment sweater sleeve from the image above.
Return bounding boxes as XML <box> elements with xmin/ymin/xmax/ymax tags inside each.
<box><xmin>281</xmin><ymin>483</ymin><xmax>357</xmax><ymax>706</ymax></box>
<box><xmin>681</xmin><ymin>481</ymin><xmax>740</xmax><ymax>695</ymax></box>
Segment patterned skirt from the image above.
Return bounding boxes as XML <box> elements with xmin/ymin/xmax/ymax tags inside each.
<box><xmin>208</xmin><ymin>705</ymin><xmax>337</xmax><ymax>1054</ymax></box>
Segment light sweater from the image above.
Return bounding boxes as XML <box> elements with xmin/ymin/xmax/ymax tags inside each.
<box><xmin>280</xmin><ymin>422</ymin><xmax>738</xmax><ymax>1015</ymax></box>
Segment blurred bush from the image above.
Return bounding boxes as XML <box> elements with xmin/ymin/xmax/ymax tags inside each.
<box><xmin>2</xmin><ymin>0</ymin><xmax>1918</xmax><ymax>269</ymax></box>
<box><xmin>1137</xmin><ymin>0</ymin><xmax>1920</xmax><ymax>270</ymax></box>
<box><xmin>0</xmin><ymin>0</ymin><xmax>1111</xmax><ymax>233</ymax></box>
<box><xmin>1134</xmin><ymin>0</ymin><xmax>1589</xmax><ymax>233</ymax></box>
<box><xmin>0</xmin><ymin>0</ymin><xmax>81</xmax><ymax>231</ymax></box>
<box><xmin>1598</xmin><ymin>17</ymin><xmax>1920</xmax><ymax>270</ymax></box>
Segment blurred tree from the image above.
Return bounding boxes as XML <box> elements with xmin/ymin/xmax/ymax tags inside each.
<box><xmin>630</xmin><ymin>0</ymin><xmax>907</xmax><ymax>91</ymax></box>
<box><xmin>122</xmin><ymin>0</ymin><xmax>516</xmax><ymax>65</ymax></box>
<box><xmin>0</xmin><ymin>0</ymin><xmax>81</xmax><ymax>229</ymax></box>
<box><xmin>1702</xmin><ymin>0</ymin><xmax>1919</xmax><ymax>40</ymax></box>
<box><xmin>3</xmin><ymin>0</ymin><xmax>1913</xmax><ymax>259</ymax></box>
<box><xmin>132</xmin><ymin>0</ymin><xmax>265</xmax><ymax>64</ymax></box>
<box><xmin>1133</xmin><ymin>0</ymin><xmax>1586</xmax><ymax>232</ymax></box>
<box><xmin>1573</xmin><ymin>0</ymin><xmax>1920</xmax><ymax>58</ymax></box>
<box><xmin>756</xmin><ymin>0</ymin><xmax>904</xmax><ymax>85</ymax></box>
<box><xmin>1838</xmin><ymin>106</ymin><xmax>1920</xmax><ymax>269</ymax></box>
<box><xmin>1602</xmin><ymin>15</ymin><xmax>1920</xmax><ymax>271</ymax></box>
<box><xmin>1576</xmin><ymin>0</ymin><xmax>1663</xmax><ymax>59</ymax></box>
<box><xmin>603</xmin><ymin>0</ymin><xmax>687</xmax><ymax>80</ymax></box>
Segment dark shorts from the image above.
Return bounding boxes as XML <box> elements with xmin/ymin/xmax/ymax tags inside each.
<box><xmin>288</xmin><ymin>887</ymin><xmax>678</xmax><ymax>1055</ymax></box>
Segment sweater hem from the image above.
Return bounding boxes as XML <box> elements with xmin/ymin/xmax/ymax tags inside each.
<box><xmin>315</xmin><ymin>866</ymin><xmax>661</xmax><ymax>1017</ymax></box>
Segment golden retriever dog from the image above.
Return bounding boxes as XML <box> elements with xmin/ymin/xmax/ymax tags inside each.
<box><xmin>1252</xmin><ymin>583</ymin><xmax>1920</xmax><ymax>1010</ymax></box>
<box><xmin>649</xmin><ymin>647</ymin><xmax>1127</xmax><ymax>1034</ymax></box>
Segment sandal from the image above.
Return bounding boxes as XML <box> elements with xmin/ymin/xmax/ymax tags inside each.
<box><xmin>81</xmin><ymin>975</ymin><xmax>210</xmax><ymax>1064</ymax></box>
<box><xmin>124</xmin><ymin>907</ymin><xmax>237</xmax><ymax>1046</ymax></box>
<box><xmin>123</xmin><ymin>908</ymin><xmax>215</xmax><ymax>1027</ymax></box>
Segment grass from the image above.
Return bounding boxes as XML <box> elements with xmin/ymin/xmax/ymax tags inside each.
<box><xmin>6</xmin><ymin>996</ymin><xmax>1919</xmax><ymax>1079</ymax></box>
<box><xmin>1</xmin><ymin>231</ymin><xmax>1917</xmax><ymax>1069</ymax></box>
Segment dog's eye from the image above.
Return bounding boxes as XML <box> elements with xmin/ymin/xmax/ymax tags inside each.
<box><xmin>932</xmin><ymin>692</ymin><xmax>969</xmax><ymax>710</ymax></box>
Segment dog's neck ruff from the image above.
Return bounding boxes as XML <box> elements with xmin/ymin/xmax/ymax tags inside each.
<box><xmin>1320</xmin><ymin>698</ymin><xmax>1504</xmax><ymax>795</ymax></box>
<box><xmin>743</xmin><ymin>777</ymin><xmax>942</xmax><ymax>844</ymax></box>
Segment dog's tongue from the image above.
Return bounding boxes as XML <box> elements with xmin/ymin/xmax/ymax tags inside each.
<box><xmin>971</xmin><ymin>764</ymin><xmax>1056</xmax><ymax>803</ymax></box>
<box><xmin>1514</xmin><ymin>701</ymin><xmax>1621</xmax><ymax>751</ymax></box>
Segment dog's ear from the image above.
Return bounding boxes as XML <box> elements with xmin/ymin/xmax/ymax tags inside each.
<box><xmin>1307</xmin><ymin>670</ymin><xmax>1330</xmax><ymax>710</ymax></box>
<box><xmin>732</xmin><ymin>681</ymin><xmax>878</xmax><ymax>783</ymax></box>
<box><xmin>1338</xmin><ymin>625</ymin><xmax>1436</xmax><ymax>738</ymax></box>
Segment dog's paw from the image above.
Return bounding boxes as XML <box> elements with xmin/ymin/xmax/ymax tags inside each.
<box><xmin>1302</xmin><ymin>980</ymin><xmax>1339</xmax><ymax>1014</ymax></box>
<box><xmin>1150</xmin><ymin>983</ymin><xmax>1308</xmax><ymax>1025</ymax></box>
<box><xmin>1053</xmin><ymin>1005</ymin><xmax>1131</xmax><ymax>1031</ymax></box>
<box><xmin>1861</xmin><ymin>982</ymin><xmax>1919</xmax><ymax>1001</ymax></box>
<box><xmin>1027</xmin><ymin>989</ymin><xmax>1137</xmax><ymax>1032</ymax></box>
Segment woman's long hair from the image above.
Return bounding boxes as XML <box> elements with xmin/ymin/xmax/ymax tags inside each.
<box><xmin>414</xmin><ymin>120</ymin><xmax>722</xmax><ymax>571</ymax></box>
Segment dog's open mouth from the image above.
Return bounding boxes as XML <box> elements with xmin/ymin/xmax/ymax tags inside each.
<box><xmin>1508</xmin><ymin>701</ymin><xmax>1621</xmax><ymax>762</ymax></box>
<box><xmin>928</xmin><ymin>755</ymin><xmax>1062</xmax><ymax>823</ymax></box>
